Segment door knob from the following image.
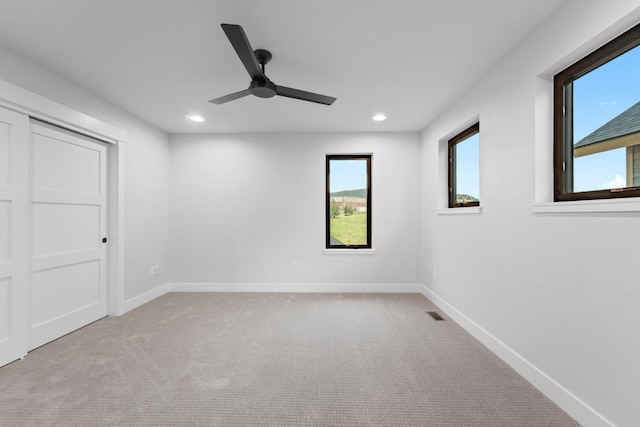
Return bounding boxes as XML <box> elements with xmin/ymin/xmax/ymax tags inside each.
<box><xmin>102</xmin><ymin>237</ymin><xmax>107</xmax><ymax>243</ymax></box>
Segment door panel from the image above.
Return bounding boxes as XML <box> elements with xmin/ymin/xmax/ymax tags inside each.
<box><xmin>33</xmin><ymin>131</ymin><xmax>101</xmax><ymax>194</ymax></box>
<box><xmin>32</xmin><ymin>260</ymin><xmax>101</xmax><ymax>326</ymax></box>
<box><xmin>32</xmin><ymin>203</ymin><xmax>100</xmax><ymax>256</ymax></box>
<box><xmin>0</xmin><ymin>107</ymin><xmax>29</xmax><ymax>367</ymax></box>
<box><xmin>29</xmin><ymin>123</ymin><xmax>107</xmax><ymax>350</ymax></box>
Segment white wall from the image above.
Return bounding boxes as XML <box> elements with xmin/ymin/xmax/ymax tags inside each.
<box><xmin>170</xmin><ymin>132</ymin><xmax>421</xmax><ymax>286</ymax></box>
<box><xmin>0</xmin><ymin>44</ymin><xmax>171</xmax><ymax>301</ymax></box>
<box><xmin>3</xmin><ymin>2</ymin><xmax>639</xmax><ymax>423</ymax></box>
<box><xmin>420</xmin><ymin>1</ymin><xmax>640</xmax><ymax>426</ymax></box>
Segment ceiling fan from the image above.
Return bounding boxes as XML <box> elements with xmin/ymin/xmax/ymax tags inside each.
<box><xmin>210</xmin><ymin>23</ymin><xmax>336</xmax><ymax>106</ymax></box>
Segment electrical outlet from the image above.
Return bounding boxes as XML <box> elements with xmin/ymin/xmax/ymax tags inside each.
<box><xmin>292</xmin><ymin>261</ymin><xmax>298</xmax><ymax>271</ymax></box>
<box><xmin>149</xmin><ymin>265</ymin><xmax>160</xmax><ymax>276</ymax></box>
<box><xmin>433</xmin><ymin>268</ymin><xmax>437</xmax><ymax>278</ymax></box>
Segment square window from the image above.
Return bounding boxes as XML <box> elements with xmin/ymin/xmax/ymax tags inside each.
<box><xmin>326</xmin><ymin>155</ymin><xmax>371</xmax><ymax>249</ymax></box>
<box><xmin>554</xmin><ymin>23</ymin><xmax>640</xmax><ymax>201</ymax></box>
<box><xmin>448</xmin><ymin>123</ymin><xmax>480</xmax><ymax>208</ymax></box>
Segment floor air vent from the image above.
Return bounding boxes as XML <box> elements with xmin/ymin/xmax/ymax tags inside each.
<box><xmin>427</xmin><ymin>311</ymin><xmax>445</xmax><ymax>321</ymax></box>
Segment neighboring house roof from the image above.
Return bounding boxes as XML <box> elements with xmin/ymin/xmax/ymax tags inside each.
<box><xmin>575</xmin><ymin>100</ymin><xmax>640</xmax><ymax>148</ymax></box>
<box><xmin>456</xmin><ymin>194</ymin><xmax>478</xmax><ymax>203</ymax></box>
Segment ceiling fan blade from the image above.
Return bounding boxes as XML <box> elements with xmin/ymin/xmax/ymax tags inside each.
<box><xmin>275</xmin><ymin>85</ymin><xmax>336</xmax><ymax>105</ymax></box>
<box><xmin>209</xmin><ymin>88</ymin><xmax>251</xmax><ymax>105</ymax></box>
<box><xmin>221</xmin><ymin>23</ymin><xmax>265</xmax><ymax>81</ymax></box>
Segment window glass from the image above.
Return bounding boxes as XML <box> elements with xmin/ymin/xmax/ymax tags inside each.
<box><xmin>326</xmin><ymin>155</ymin><xmax>371</xmax><ymax>248</ymax></box>
<box><xmin>448</xmin><ymin>123</ymin><xmax>480</xmax><ymax>208</ymax></box>
<box><xmin>555</xmin><ymin>23</ymin><xmax>640</xmax><ymax>200</ymax></box>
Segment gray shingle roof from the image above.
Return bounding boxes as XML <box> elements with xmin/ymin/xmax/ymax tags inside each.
<box><xmin>575</xmin><ymin>100</ymin><xmax>640</xmax><ymax>148</ymax></box>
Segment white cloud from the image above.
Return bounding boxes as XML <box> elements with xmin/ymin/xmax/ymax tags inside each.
<box><xmin>599</xmin><ymin>100</ymin><xmax>618</xmax><ymax>107</ymax></box>
<box><xmin>605</xmin><ymin>174</ymin><xmax>626</xmax><ymax>189</ymax></box>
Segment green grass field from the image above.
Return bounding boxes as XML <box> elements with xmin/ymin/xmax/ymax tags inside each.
<box><xmin>330</xmin><ymin>212</ymin><xmax>367</xmax><ymax>245</ymax></box>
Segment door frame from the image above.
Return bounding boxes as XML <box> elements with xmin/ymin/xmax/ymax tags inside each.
<box><xmin>0</xmin><ymin>78</ymin><xmax>127</xmax><ymax>316</ymax></box>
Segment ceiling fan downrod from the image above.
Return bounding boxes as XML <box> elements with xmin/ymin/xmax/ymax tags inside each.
<box><xmin>254</xmin><ymin>49</ymin><xmax>271</xmax><ymax>75</ymax></box>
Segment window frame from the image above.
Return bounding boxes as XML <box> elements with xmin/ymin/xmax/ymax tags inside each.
<box><xmin>448</xmin><ymin>122</ymin><xmax>480</xmax><ymax>208</ymax></box>
<box><xmin>554</xmin><ymin>22</ymin><xmax>640</xmax><ymax>202</ymax></box>
<box><xmin>325</xmin><ymin>154</ymin><xmax>372</xmax><ymax>249</ymax></box>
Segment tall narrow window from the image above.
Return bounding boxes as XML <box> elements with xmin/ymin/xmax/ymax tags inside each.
<box><xmin>554</xmin><ymin>23</ymin><xmax>640</xmax><ymax>201</ymax></box>
<box><xmin>448</xmin><ymin>123</ymin><xmax>480</xmax><ymax>208</ymax></box>
<box><xmin>326</xmin><ymin>155</ymin><xmax>371</xmax><ymax>249</ymax></box>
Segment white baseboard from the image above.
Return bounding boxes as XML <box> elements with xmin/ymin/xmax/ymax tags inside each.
<box><xmin>169</xmin><ymin>282</ymin><xmax>421</xmax><ymax>294</ymax></box>
<box><xmin>121</xmin><ymin>282</ymin><xmax>609</xmax><ymax>425</ymax></box>
<box><xmin>123</xmin><ymin>283</ymin><xmax>171</xmax><ymax>313</ymax></box>
<box><xmin>418</xmin><ymin>284</ymin><xmax>613</xmax><ymax>427</ymax></box>
<box><xmin>121</xmin><ymin>282</ymin><xmax>419</xmax><ymax>313</ymax></box>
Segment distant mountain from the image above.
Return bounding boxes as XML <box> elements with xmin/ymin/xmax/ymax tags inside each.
<box><xmin>330</xmin><ymin>189</ymin><xmax>367</xmax><ymax>198</ymax></box>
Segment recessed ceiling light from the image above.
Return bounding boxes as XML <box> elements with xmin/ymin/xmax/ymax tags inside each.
<box><xmin>189</xmin><ymin>115</ymin><xmax>205</xmax><ymax>123</ymax></box>
<box><xmin>372</xmin><ymin>114</ymin><xmax>387</xmax><ymax>122</ymax></box>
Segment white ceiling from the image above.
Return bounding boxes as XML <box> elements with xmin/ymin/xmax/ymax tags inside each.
<box><xmin>0</xmin><ymin>0</ymin><xmax>565</xmax><ymax>134</ymax></box>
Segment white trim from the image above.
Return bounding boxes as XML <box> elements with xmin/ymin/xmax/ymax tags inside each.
<box><xmin>418</xmin><ymin>284</ymin><xmax>614</xmax><ymax>427</ymax></box>
<box><xmin>123</xmin><ymin>283</ymin><xmax>171</xmax><ymax>313</ymax></box>
<box><xmin>533</xmin><ymin>75</ymin><xmax>554</xmax><ymax>205</ymax></box>
<box><xmin>169</xmin><ymin>282</ymin><xmax>420</xmax><ymax>294</ymax></box>
<box><xmin>0</xmin><ymin>79</ymin><xmax>125</xmax><ymax>144</ymax></box>
<box><xmin>0</xmin><ymin>77</ymin><xmax>126</xmax><ymax>318</ymax></box>
<box><xmin>531</xmin><ymin>198</ymin><xmax>640</xmax><ymax>213</ymax></box>
<box><xmin>119</xmin><ymin>282</ymin><xmax>420</xmax><ymax>314</ymax></box>
<box><xmin>108</xmin><ymin>141</ymin><xmax>126</xmax><ymax>316</ymax></box>
<box><xmin>323</xmin><ymin>249</ymin><xmax>376</xmax><ymax>255</ymax></box>
<box><xmin>437</xmin><ymin>206</ymin><xmax>482</xmax><ymax>215</ymax></box>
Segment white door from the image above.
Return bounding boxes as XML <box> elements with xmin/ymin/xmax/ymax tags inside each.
<box><xmin>29</xmin><ymin>122</ymin><xmax>108</xmax><ymax>350</ymax></box>
<box><xmin>0</xmin><ymin>107</ymin><xmax>29</xmax><ymax>366</ymax></box>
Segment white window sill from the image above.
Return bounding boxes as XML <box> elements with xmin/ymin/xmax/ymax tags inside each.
<box><xmin>437</xmin><ymin>206</ymin><xmax>482</xmax><ymax>215</ymax></box>
<box><xmin>531</xmin><ymin>198</ymin><xmax>640</xmax><ymax>213</ymax></box>
<box><xmin>324</xmin><ymin>249</ymin><xmax>376</xmax><ymax>255</ymax></box>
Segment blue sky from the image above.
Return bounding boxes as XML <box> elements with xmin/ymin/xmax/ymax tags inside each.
<box><xmin>572</xmin><ymin>43</ymin><xmax>640</xmax><ymax>191</ymax></box>
<box><xmin>455</xmin><ymin>133</ymin><xmax>480</xmax><ymax>198</ymax></box>
<box><xmin>456</xmin><ymin>42</ymin><xmax>640</xmax><ymax>197</ymax></box>
<box><xmin>329</xmin><ymin>159</ymin><xmax>367</xmax><ymax>193</ymax></box>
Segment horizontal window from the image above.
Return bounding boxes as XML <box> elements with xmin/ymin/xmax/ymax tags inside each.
<box><xmin>554</xmin><ymin>23</ymin><xmax>640</xmax><ymax>201</ymax></box>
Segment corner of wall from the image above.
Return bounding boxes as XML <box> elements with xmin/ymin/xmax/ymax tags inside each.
<box><xmin>417</xmin><ymin>284</ymin><xmax>614</xmax><ymax>427</ymax></box>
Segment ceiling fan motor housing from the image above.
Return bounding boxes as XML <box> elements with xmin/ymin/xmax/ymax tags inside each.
<box><xmin>250</xmin><ymin>79</ymin><xmax>276</xmax><ymax>98</ymax></box>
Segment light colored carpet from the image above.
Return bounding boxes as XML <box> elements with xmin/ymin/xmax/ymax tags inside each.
<box><xmin>0</xmin><ymin>292</ymin><xmax>579</xmax><ymax>426</ymax></box>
